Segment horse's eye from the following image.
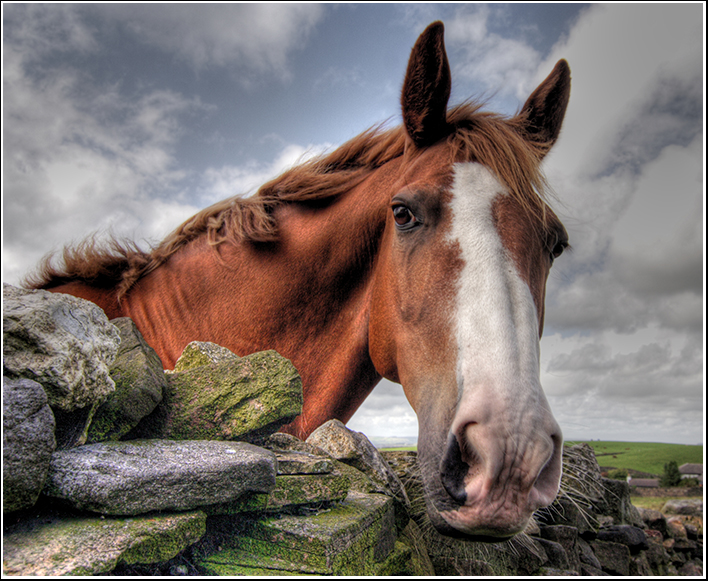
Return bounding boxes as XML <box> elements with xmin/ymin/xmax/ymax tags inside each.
<box><xmin>393</xmin><ymin>205</ymin><xmax>417</xmax><ymax>229</ymax></box>
<box><xmin>550</xmin><ymin>241</ymin><xmax>567</xmax><ymax>262</ymax></box>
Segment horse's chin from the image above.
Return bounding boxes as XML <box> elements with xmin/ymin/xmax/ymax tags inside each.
<box><xmin>423</xmin><ymin>498</ymin><xmax>529</xmax><ymax>542</ymax></box>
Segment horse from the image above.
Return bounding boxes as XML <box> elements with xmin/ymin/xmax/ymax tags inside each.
<box><xmin>26</xmin><ymin>21</ymin><xmax>571</xmax><ymax>540</ymax></box>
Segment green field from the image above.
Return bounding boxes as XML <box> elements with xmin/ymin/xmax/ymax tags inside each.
<box><xmin>565</xmin><ymin>441</ymin><xmax>703</xmax><ymax>476</ymax></box>
<box><xmin>381</xmin><ymin>441</ymin><xmax>703</xmax><ymax>477</ymax></box>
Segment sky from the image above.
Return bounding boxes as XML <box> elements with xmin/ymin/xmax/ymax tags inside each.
<box><xmin>2</xmin><ymin>3</ymin><xmax>704</xmax><ymax>446</ymax></box>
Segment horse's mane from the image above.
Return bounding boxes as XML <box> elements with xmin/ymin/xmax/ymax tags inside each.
<box><xmin>26</xmin><ymin>102</ymin><xmax>551</xmax><ymax>299</ymax></box>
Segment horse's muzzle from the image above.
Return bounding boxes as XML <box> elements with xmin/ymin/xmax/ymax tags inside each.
<box><xmin>435</xmin><ymin>419</ymin><xmax>563</xmax><ymax>538</ymax></box>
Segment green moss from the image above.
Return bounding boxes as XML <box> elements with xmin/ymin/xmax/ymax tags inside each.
<box><xmin>2</xmin><ymin>511</ymin><xmax>207</xmax><ymax>576</ymax></box>
<box><xmin>198</xmin><ymin>492</ymin><xmax>401</xmax><ymax>576</ymax></box>
<box><xmin>207</xmin><ymin>472</ymin><xmax>350</xmax><ymax>516</ymax></box>
<box><xmin>141</xmin><ymin>351</ymin><xmax>303</xmax><ymax>442</ymax></box>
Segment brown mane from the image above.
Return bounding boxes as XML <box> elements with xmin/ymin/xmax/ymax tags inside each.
<box><xmin>26</xmin><ymin>102</ymin><xmax>551</xmax><ymax>299</ymax></box>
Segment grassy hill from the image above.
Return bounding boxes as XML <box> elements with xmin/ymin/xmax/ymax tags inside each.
<box><xmin>380</xmin><ymin>440</ymin><xmax>704</xmax><ymax>477</ymax></box>
<box><xmin>565</xmin><ymin>440</ymin><xmax>703</xmax><ymax>476</ymax></box>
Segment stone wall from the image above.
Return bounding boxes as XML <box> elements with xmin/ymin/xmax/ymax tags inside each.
<box><xmin>3</xmin><ymin>285</ymin><xmax>704</xmax><ymax>576</ymax></box>
<box><xmin>631</xmin><ymin>487</ymin><xmax>703</xmax><ymax>498</ymax></box>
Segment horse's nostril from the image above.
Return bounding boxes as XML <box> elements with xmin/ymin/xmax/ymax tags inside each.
<box><xmin>439</xmin><ymin>433</ymin><xmax>468</xmax><ymax>504</ymax></box>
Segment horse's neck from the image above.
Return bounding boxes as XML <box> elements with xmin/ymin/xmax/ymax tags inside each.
<box><xmin>120</xmin><ymin>189</ymin><xmax>388</xmax><ymax>434</ymax></box>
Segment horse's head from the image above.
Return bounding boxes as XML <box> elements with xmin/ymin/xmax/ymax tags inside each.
<box><xmin>368</xmin><ymin>22</ymin><xmax>570</xmax><ymax>540</ymax></box>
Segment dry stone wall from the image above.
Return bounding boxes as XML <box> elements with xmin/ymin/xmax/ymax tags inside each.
<box><xmin>2</xmin><ymin>284</ymin><xmax>703</xmax><ymax>576</ymax></box>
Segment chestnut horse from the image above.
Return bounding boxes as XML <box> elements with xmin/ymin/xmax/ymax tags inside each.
<box><xmin>28</xmin><ymin>22</ymin><xmax>571</xmax><ymax>539</ymax></box>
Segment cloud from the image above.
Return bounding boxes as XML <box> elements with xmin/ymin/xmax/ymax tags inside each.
<box><xmin>446</xmin><ymin>6</ymin><xmax>541</xmax><ymax>99</ymax></box>
<box><xmin>538</xmin><ymin>4</ymin><xmax>703</xmax><ymax>337</ymax></box>
<box><xmin>3</xmin><ymin>19</ymin><xmax>206</xmax><ymax>284</ymax></box>
<box><xmin>541</xmin><ymin>329</ymin><xmax>703</xmax><ymax>444</ymax></box>
<box><xmin>198</xmin><ymin>143</ymin><xmax>334</xmax><ymax>205</ymax></box>
<box><xmin>99</xmin><ymin>4</ymin><xmax>325</xmax><ymax>78</ymax></box>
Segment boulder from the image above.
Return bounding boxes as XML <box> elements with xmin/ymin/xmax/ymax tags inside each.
<box><xmin>129</xmin><ymin>350</ymin><xmax>302</xmax><ymax>444</ymax></box>
<box><xmin>661</xmin><ymin>499</ymin><xmax>702</xmax><ymax>517</ymax></box>
<box><xmin>43</xmin><ymin>439</ymin><xmax>276</xmax><ymax>515</ymax></box>
<box><xmin>306</xmin><ymin>419</ymin><xmax>409</xmax><ymax>509</ymax></box>
<box><xmin>541</xmin><ymin>525</ymin><xmax>581</xmax><ymax>571</ymax></box>
<box><xmin>637</xmin><ymin>507</ymin><xmax>668</xmax><ymax>537</ymax></box>
<box><xmin>86</xmin><ymin>318</ymin><xmax>166</xmax><ymax>443</ymax></box>
<box><xmin>597</xmin><ymin>477</ymin><xmax>644</xmax><ymax>527</ymax></box>
<box><xmin>206</xmin><ymin>449</ymin><xmax>348</xmax><ymax>515</ymax></box>
<box><xmin>590</xmin><ymin>540</ymin><xmax>631</xmax><ymax>576</ymax></box>
<box><xmin>596</xmin><ymin>525</ymin><xmax>648</xmax><ymax>554</ymax></box>
<box><xmin>2</xmin><ymin>510</ymin><xmax>206</xmax><ymax>576</ymax></box>
<box><xmin>172</xmin><ymin>341</ymin><xmax>240</xmax><ymax>371</ymax></box>
<box><xmin>3</xmin><ymin>377</ymin><xmax>56</xmax><ymax>512</ymax></box>
<box><xmin>199</xmin><ymin>491</ymin><xmax>401</xmax><ymax>576</ymax></box>
<box><xmin>3</xmin><ymin>284</ymin><xmax>120</xmax><ymax>448</ymax></box>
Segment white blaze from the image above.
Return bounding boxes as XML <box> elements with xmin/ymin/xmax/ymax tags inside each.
<box><xmin>448</xmin><ymin>163</ymin><xmax>545</xmax><ymax>431</ymax></box>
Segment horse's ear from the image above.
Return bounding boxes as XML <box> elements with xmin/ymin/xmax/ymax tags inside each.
<box><xmin>401</xmin><ymin>21</ymin><xmax>452</xmax><ymax>147</ymax></box>
<box><xmin>516</xmin><ymin>59</ymin><xmax>571</xmax><ymax>151</ymax></box>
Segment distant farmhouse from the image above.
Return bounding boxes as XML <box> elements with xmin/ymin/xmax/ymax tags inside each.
<box><xmin>679</xmin><ymin>463</ymin><xmax>703</xmax><ymax>484</ymax></box>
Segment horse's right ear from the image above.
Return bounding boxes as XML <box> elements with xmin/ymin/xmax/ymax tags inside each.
<box><xmin>516</xmin><ymin>59</ymin><xmax>571</xmax><ymax>151</ymax></box>
<box><xmin>401</xmin><ymin>21</ymin><xmax>452</xmax><ymax>148</ymax></box>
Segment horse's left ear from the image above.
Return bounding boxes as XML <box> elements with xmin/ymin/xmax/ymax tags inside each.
<box><xmin>401</xmin><ymin>21</ymin><xmax>452</xmax><ymax>148</ymax></box>
<box><xmin>516</xmin><ymin>59</ymin><xmax>571</xmax><ymax>151</ymax></box>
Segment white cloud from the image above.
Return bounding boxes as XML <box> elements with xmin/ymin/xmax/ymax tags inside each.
<box><xmin>446</xmin><ymin>6</ymin><xmax>541</xmax><ymax>99</ymax></box>
<box><xmin>198</xmin><ymin>143</ymin><xmax>333</xmax><ymax>205</ymax></box>
<box><xmin>2</xmin><ymin>33</ymin><xmax>204</xmax><ymax>284</ymax></box>
<box><xmin>101</xmin><ymin>4</ymin><xmax>325</xmax><ymax>77</ymax></box>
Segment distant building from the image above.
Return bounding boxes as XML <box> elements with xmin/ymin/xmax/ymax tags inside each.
<box><xmin>627</xmin><ymin>477</ymin><xmax>659</xmax><ymax>488</ymax></box>
<box><xmin>679</xmin><ymin>463</ymin><xmax>703</xmax><ymax>484</ymax></box>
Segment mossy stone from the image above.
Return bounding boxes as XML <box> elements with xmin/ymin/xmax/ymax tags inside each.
<box><xmin>130</xmin><ymin>350</ymin><xmax>302</xmax><ymax>444</ymax></box>
<box><xmin>2</xmin><ymin>510</ymin><xmax>206</xmax><ymax>576</ymax></box>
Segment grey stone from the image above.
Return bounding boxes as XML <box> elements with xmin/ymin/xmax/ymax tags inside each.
<box><xmin>3</xmin><ymin>284</ymin><xmax>120</xmax><ymax>447</ymax></box>
<box><xmin>3</xmin><ymin>377</ymin><xmax>56</xmax><ymax>512</ymax></box>
<box><xmin>538</xmin><ymin>567</ymin><xmax>580</xmax><ymax>576</ymax></box>
<box><xmin>540</xmin><ymin>525</ymin><xmax>580</xmax><ymax>571</ymax></box>
<box><xmin>2</xmin><ymin>510</ymin><xmax>206</xmax><ymax>576</ymax></box>
<box><xmin>597</xmin><ymin>477</ymin><xmax>644</xmax><ymax>527</ymax></box>
<box><xmin>678</xmin><ymin>561</ymin><xmax>703</xmax><ymax>576</ymax></box>
<box><xmin>511</xmin><ymin>535</ymin><xmax>550</xmax><ymax>575</ymax></box>
<box><xmin>306</xmin><ymin>419</ymin><xmax>409</xmax><ymax>507</ymax></box>
<box><xmin>205</xmin><ymin>470</ymin><xmax>350</xmax><ymax>515</ymax></box>
<box><xmin>199</xmin><ymin>491</ymin><xmax>399</xmax><ymax>576</ymax></box>
<box><xmin>274</xmin><ymin>451</ymin><xmax>334</xmax><ymax>475</ymax></box>
<box><xmin>630</xmin><ymin>551</ymin><xmax>653</xmax><ymax>575</ymax></box>
<box><xmin>129</xmin><ymin>350</ymin><xmax>302</xmax><ymax>444</ymax></box>
<box><xmin>580</xmin><ymin>563</ymin><xmax>610</xmax><ymax>576</ymax></box>
<box><xmin>86</xmin><ymin>318</ymin><xmax>166</xmax><ymax>443</ymax></box>
<box><xmin>43</xmin><ymin>439</ymin><xmax>276</xmax><ymax>515</ymax></box>
<box><xmin>596</xmin><ymin>525</ymin><xmax>648</xmax><ymax>554</ymax></box>
<box><xmin>560</xmin><ymin>444</ymin><xmax>605</xmax><ymax>504</ymax></box>
<box><xmin>661</xmin><ymin>498</ymin><xmax>703</xmax><ymax>516</ymax></box>
<box><xmin>172</xmin><ymin>341</ymin><xmax>240</xmax><ymax>372</ymax></box>
<box><xmin>578</xmin><ymin>537</ymin><xmax>603</xmax><ymax>569</ymax></box>
<box><xmin>637</xmin><ymin>506</ymin><xmax>668</xmax><ymax>536</ymax></box>
<box><xmin>666</xmin><ymin>516</ymin><xmax>688</xmax><ymax>539</ymax></box>
<box><xmin>536</xmin><ymin>538</ymin><xmax>570</xmax><ymax>570</ymax></box>
<box><xmin>590</xmin><ymin>539</ymin><xmax>631</xmax><ymax>576</ymax></box>
<box><xmin>265</xmin><ymin>431</ymin><xmax>330</xmax><ymax>456</ymax></box>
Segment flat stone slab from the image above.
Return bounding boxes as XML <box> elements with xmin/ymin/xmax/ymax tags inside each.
<box><xmin>205</xmin><ymin>471</ymin><xmax>350</xmax><ymax>515</ymax></box>
<box><xmin>275</xmin><ymin>451</ymin><xmax>334</xmax><ymax>475</ymax></box>
<box><xmin>200</xmin><ymin>491</ymin><xmax>398</xmax><ymax>575</ymax></box>
<box><xmin>43</xmin><ymin>440</ymin><xmax>276</xmax><ymax>515</ymax></box>
<box><xmin>2</xmin><ymin>510</ymin><xmax>206</xmax><ymax>576</ymax></box>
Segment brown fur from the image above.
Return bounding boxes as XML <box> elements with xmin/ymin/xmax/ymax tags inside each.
<box><xmin>26</xmin><ymin>102</ymin><xmax>551</xmax><ymax>300</ymax></box>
